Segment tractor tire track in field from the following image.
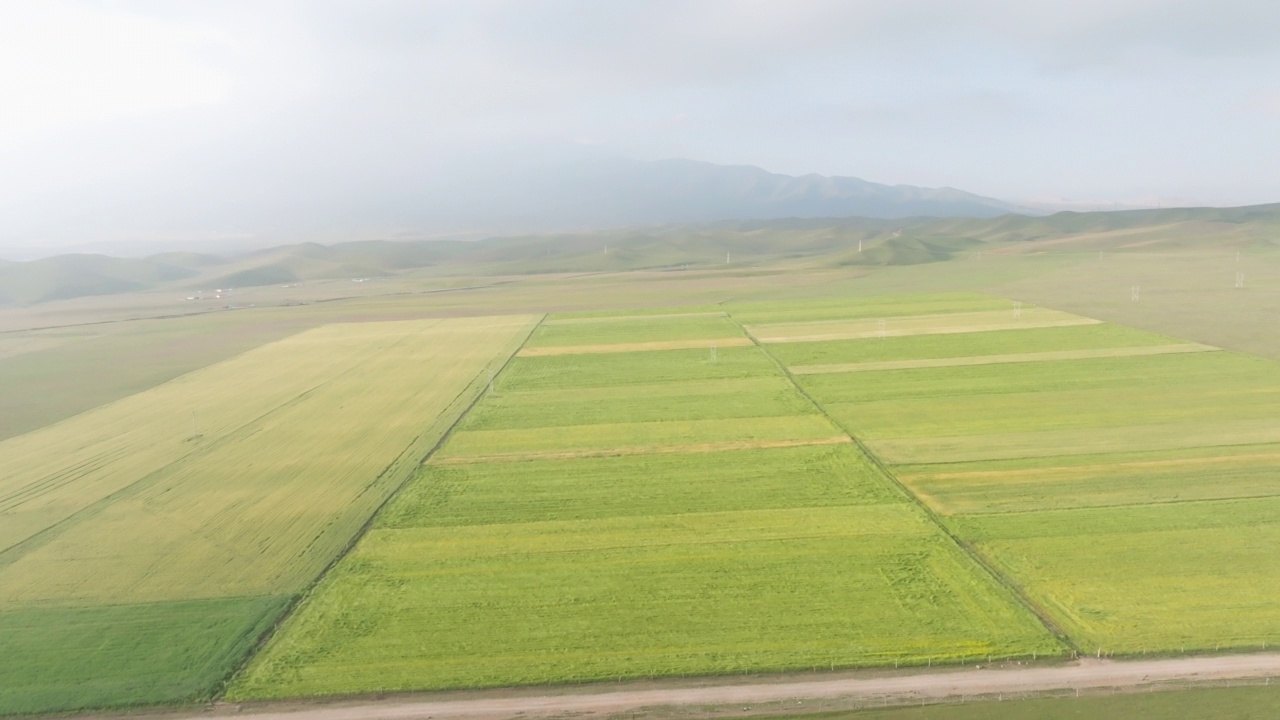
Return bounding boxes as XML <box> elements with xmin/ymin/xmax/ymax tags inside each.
<box><xmin>721</xmin><ymin>308</ymin><xmax>1083</xmax><ymax>656</ymax></box>
<box><xmin>119</xmin><ymin>653</ymin><xmax>1280</xmax><ymax>720</ymax></box>
<box><xmin>214</xmin><ymin>315</ymin><xmax>547</xmax><ymax>698</ymax></box>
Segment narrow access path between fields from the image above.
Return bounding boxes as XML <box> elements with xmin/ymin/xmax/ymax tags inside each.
<box><xmin>156</xmin><ymin>654</ymin><xmax>1280</xmax><ymax>720</ymax></box>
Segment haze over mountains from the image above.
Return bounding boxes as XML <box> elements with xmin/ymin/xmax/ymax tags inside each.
<box><xmin>452</xmin><ymin>157</ymin><xmax>1031</xmax><ymax>227</ymax></box>
<box><xmin>0</xmin><ymin>156</ymin><xmax>1029</xmax><ymax>261</ymax></box>
<box><xmin>3</xmin><ymin>203</ymin><xmax>1277</xmax><ymax>308</ymax></box>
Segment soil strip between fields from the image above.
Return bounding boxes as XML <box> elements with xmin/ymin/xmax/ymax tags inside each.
<box><xmin>518</xmin><ymin>337</ymin><xmax>753</xmax><ymax>356</ymax></box>
<box><xmin>431</xmin><ymin>436</ymin><xmax>853</xmax><ymax>465</ymax></box>
<box><xmin>165</xmin><ymin>654</ymin><xmax>1280</xmax><ymax>720</ymax></box>
<box><xmin>790</xmin><ymin>343</ymin><xmax>1219</xmax><ymax>375</ymax></box>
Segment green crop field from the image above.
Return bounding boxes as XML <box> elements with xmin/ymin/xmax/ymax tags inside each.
<box><xmin>231</xmin><ymin>308</ymin><xmax>1060</xmax><ymax>700</ymax></box>
<box><xmin>7</xmin><ymin>258</ymin><xmax>1280</xmax><ymax>720</ymax></box>
<box><xmin>526</xmin><ymin>313</ymin><xmax>744</xmax><ymax>346</ymax></box>
<box><xmin>0</xmin><ymin>315</ymin><xmax>537</xmax><ymax>715</ymax></box>
<box><xmin>772</xmin><ymin>292</ymin><xmax>1280</xmax><ymax>657</ymax></box>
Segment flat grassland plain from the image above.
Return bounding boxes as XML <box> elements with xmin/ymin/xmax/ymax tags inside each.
<box><xmin>0</xmin><ymin>316</ymin><xmax>537</xmax><ymax>715</ymax></box>
<box><xmin>231</xmin><ymin>302</ymin><xmax>1062</xmax><ymax>700</ymax></box>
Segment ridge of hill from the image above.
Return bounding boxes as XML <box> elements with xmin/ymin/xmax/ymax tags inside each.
<box><xmin>1</xmin><ymin>204</ymin><xmax>1277</xmax><ymax>306</ymax></box>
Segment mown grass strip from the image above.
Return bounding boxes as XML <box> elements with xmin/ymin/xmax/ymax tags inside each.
<box><xmin>791</xmin><ymin>343</ymin><xmax>1217</xmax><ymax>375</ymax></box>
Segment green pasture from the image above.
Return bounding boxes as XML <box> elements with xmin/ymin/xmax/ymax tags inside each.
<box><xmin>764</xmin><ymin>323</ymin><xmax>1172</xmax><ymax>367</ymax></box>
<box><xmin>384</xmin><ymin>445</ymin><xmax>901</xmax><ymax>527</ymax></box>
<box><xmin>793</xmin><ymin>351</ymin><xmax>1279</xmax><ymax>404</ymax></box>
<box><xmin>526</xmin><ymin>313</ymin><xmax>744</xmax><ymax>346</ymax></box>
<box><xmin>901</xmin><ymin>446</ymin><xmax>1280</xmax><ymax>515</ymax></box>
<box><xmin>866</xmin><ymin>417</ymin><xmax>1280</xmax><ymax>465</ymax></box>
<box><xmin>438</xmin><ymin>414</ymin><xmax>842</xmax><ymax>459</ymax></box>
<box><xmin>0</xmin><ymin>596</ymin><xmax>285</xmax><ymax>716</ymax></box>
<box><xmin>461</xmin><ymin>377</ymin><xmax>816</xmax><ymax>430</ymax></box>
<box><xmin>499</xmin><ymin>345</ymin><xmax>778</xmax><ymax>390</ymax></box>
<box><xmin>951</xmin><ymin>498</ymin><xmax>1280</xmax><ymax>652</ymax></box>
<box><xmin>231</xmin><ymin>507</ymin><xmax>1060</xmax><ymax>699</ymax></box>
<box><xmin>826</xmin><ymin>383</ymin><xmax>1280</xmax><ymax>440</ymax></box>
<box><xmin>726</xmin><ymin>292</ymin><xmax>1011</xmax><ymax>325</ymax></box>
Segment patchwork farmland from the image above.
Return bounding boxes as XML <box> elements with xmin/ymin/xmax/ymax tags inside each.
<box><xmin>0</xmin><ymin>316</ymin><xmax>537</xmax><ymax>715</ymax></box>
<box><xmin>230</xmin><ymin>306</ymin><xmax>1061</xmax><ymax>700</ymax></box>
<box><xmin>761</xmin><ymin>295</ymin><xmax>1280</xmax><ymax>655</ymax></box>
<box><xmin>6</xmin><ymin>285</ymin><xmax>1280</xmax><ymax>716</ymax></box>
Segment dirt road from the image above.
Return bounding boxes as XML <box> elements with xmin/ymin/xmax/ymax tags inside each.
<box><xmin>189</xmin><ymin>654</ymin><xmax>1280</xmax><ymax>720</ymax></box>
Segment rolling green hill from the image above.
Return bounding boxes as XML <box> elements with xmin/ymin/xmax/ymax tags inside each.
<box><xmin>3</xmin><ymin>204</ymin><xmax>1278</xmax><ymax>306</ymax></box>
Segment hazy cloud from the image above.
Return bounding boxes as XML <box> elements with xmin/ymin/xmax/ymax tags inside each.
<box><xmin>0</xmin><ymin>0</ymin><xmax>1277</xmax><ymax>251</ymax></box>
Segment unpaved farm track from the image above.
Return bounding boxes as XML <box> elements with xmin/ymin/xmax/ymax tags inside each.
<box><xmin>106</xmin><ymin>653</ymin><xmax>1280</xmax><ymax>720</ymax></box>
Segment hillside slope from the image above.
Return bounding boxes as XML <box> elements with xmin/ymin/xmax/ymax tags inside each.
<box><xmin>2</xmin><ymin>204</ymin><xmax>1277</xmax><ymax>306</ymax></box>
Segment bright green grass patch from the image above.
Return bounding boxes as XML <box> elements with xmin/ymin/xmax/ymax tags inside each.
<box><xmin>382</xmin><ymin>445</ymin><xmax>901</xmax><ymax>528</ymax></box>
<box><xmin>0</xmin><ymin>596</ymin><xmax>285</xmax><ymax>716</ymax></box>
<box><xmin>766</xmin><ymin>324</ymin><xmax>1173</xmax><ymax>368</ymax></box>
<box><xmin>439</xmin><ymin>414</ymin><xmax>841</xmax><ymax>459</ymax></box>
<box><xmin>950</xmin><ymin>498</ymin><xmax>1280</xmax><ymax>652</ymax></box>
<box><xmin>727</xmin><ymin>292</ymin><xmax>1011</xmax><ymax>325</ymax></box>
<box><xmin>868</xmin><ymin>418</ymin><xmax>1280</xmax><ymax>465</ymax></box>
<box><xmin>796</xmin><ymin>351</ymin><xmax>1270</xmax><ymax>404</ymax></box>
<box><xmin>764</xmin><ymin>684</ymin><xmax>1280</xmax><ymax>720</ymax></box>
<box><xmin>462</xmin><ymin>377</ymin><xmax>815</xmax><ymax>430</ymax></box>
<box><xmin>902</xmin><ymin>448</ymin><xmax>1280</xmax><ymax>515</ymax></box>
<box><xmin>525</xmin><ymin>314</ymin><xmax>744</xmax><ymax>347</ymax></box>
<box><xmin>499</xmin><ymin>346</ymin><xmax>778</xmax><ymax>391</ymax></box>
<box><xmin>824</xmin><ymin>384</ymin><xmax>1280</xmax><ymax>440</ymax></box>
<box><xmin>230</xmin><ymin>507</ymin><xmax>1061</xmax><ymax>699</ymax></box>
<box><xmin>547</xmin><ymin>306</ymin><xmax>725</xmax><ymax>321</ymax></box>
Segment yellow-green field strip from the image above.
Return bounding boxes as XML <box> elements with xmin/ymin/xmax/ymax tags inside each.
<box><xmin>542</xmin><ymin>311</ymin><xmax>727</xmax><ymax>325</ymax></box>
<box><xmin>755</xmin><ymin>316</ymin><xmax>1101</xmax><ymax>343</ymax></box>
<box><xmin>0</xmin><ymin>315</ymin><xmax>540</xmax><ymax>716</ymax></box>
<box><xmin>431</xmin><ymin>435</ymin><xmax>853</xmax><ymax>464</ymax></box>
<box><xmin>517</xmin><ymin>337</ymin><xmax>753</xmax><ymax>356</ymax></box>
<box><xmin>790</xmin><ymin>343</ymin><xmax>1217</xmax><ymax>374</ymax></box>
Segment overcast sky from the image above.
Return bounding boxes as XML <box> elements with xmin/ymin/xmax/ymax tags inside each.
<box><xmin>2</xmin><ymin>1</ymin><xmax>1279</xmax><ymax>251</ymax></box>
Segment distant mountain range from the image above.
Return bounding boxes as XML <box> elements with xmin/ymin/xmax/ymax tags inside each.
<box><xmin>3</xmin><ymin>203</ymin><xmax>1277</xmax><ymax>307</ymax></box>
<box><xmin>0</xmin><ymin>157</ymin><xmax>1032</xmax><ymax>260</ymax></box>
<box><xmin>464</xmin><ymin>157</ymin><xmax>1034</xmax><ymax>227</ymax></box>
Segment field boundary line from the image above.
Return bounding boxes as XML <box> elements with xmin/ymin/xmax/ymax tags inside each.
<box><xmin>517</xmin><ymin>337</ymin><xmax>753</xmax><ymax>356</ymax></box>
<box><xmin>430</xmin><ymin>436</ymin><xmax>853</xmax><ymax>465</ymax></box>
<box><xmin>790</xmin><ymin>343</ymin><xmax>1219</xmax><ymax>375</ymax></box>
<box><xmin>755</xmin><ymin>317</ymin><xmax>1101</xmax><ymax>344</ymax></box>
<box><xmin>214</xmin><ymin>314</ymin><xmax>547</xmax><ymax>701</ymax></box>
<box><xmin>724</xmin><ymin>308</ymin><xmax>1081</xmax><ymax>657</ymax></box>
